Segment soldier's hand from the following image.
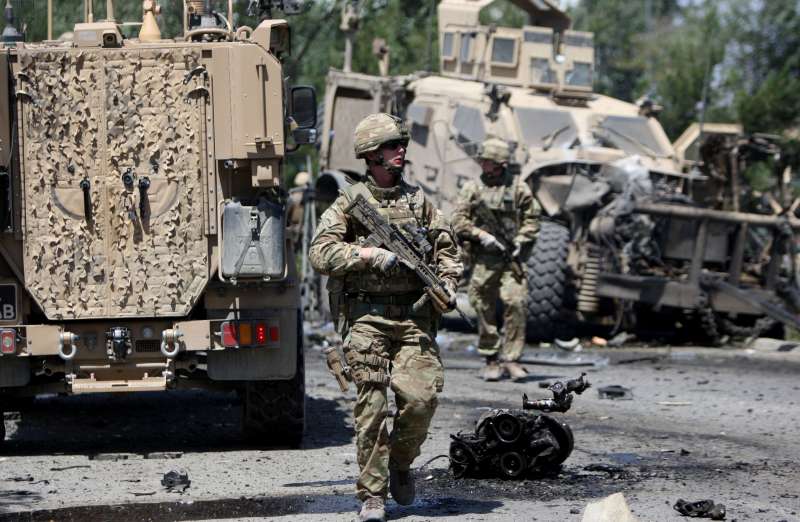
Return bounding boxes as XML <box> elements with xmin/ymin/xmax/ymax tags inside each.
<box><xmin>477</xmin><ymin>230</ymin><xmax>505</xmax><ymax>252</ymax></box>
<box><xmin>359</xmin><ymin>247</ymin><xmax>398</xmax><ymax>272</ymax></box>
<box><xmin>427</xmin><ymin>286</ymin><xmax>456</xmax><ymax>314</ymax></box>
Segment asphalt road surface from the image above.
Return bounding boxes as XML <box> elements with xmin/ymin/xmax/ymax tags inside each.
<box><xmin>1</xmin><ymin>328</ymin><xmax>799</xmax><ymax>521</ymax></box>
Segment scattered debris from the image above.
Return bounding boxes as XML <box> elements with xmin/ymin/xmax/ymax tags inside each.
<box><xmin>131</xmin><ymin>490</ymin><xmax>157</xmax><ymax>496</ymax></box>
<box><xmin>673</xmin><ymin>498</ymin><xmax>726</xmax><ymax>520</ymax></box>
<box><xmin>90</xmin><ymin>453</ymin><xmax>134</xmax><ymax>462</ymax></box>
<box><xmin>6</xmin><ymin>475</ymin><xmax>34</xmax><ymax>482</ymax></box>
<box><xmin>616</xmin><ymin>356</ymin><xmax>662</xmax><ymax>365</ymax></box>
<box><xmin>598</xmin><ymin>385</ymin><xmax>633</xmax><ymax>400</ymax></box>
<box><xmin>750</xmin><ymin>337</ymin><xmax>799</xmax><ymax>353</ymax></box>
<box><xmin>554</xmin><ymin>337</ymin><xmax>581</xmax><ymax>351</ymax></box>
<box><xmin>161</xmin><ymin>468</ymin><xmax>191</xmax><ymax>493</ymax></box>
<box><xmin>145</xmin><ymin>452</ymin><xmax>183</xmax><ymax>460</ymax></box>
<box><xmin>521</xmin><ymin>352</ymin><xmax>608</xmax><ymax>367</ymax></box>
<box><xmin>49</xmin><ymin>465</ymin><xmax>90</xmax><ymax>472</ymax></box>
<box><xmin>591</xmin><ymin>336</ymin><xmax>608</xmax><ymax>347</ymax></box>
<box><xmin>584</xmin><ymin>464</ymin><xmax>624</xmax><ymax>474</ymax></box>
<box><xmin>582</xmin><ymin>492</ymin><xmax>638</xmax><ymax>522</ymax></box>
<box><xmin>657</xmin><ymin>401</ymin><xmax>692</xmax><ymax>406</ymax></box>
<box><xmin>607</xmin><ymin>331</ymin><xmax>636</xmax><ymax>347</ymax></box>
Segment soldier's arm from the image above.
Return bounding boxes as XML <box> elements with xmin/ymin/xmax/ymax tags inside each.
<box><xmin>451</xmin><ymin>182</ymin><xmax>483</xmax><ymax>242</ymax></box>
<box><xmin>425</xmin><ymin>200</ymin><xmax>464</xmax><ymax>289</ymax></box>
<box><xmin>308</xmin><ymin>196</ymin><xmax>367</xmax><ymax>276</ymax></box>
<box><xmin>515</xmin><ymin>183</ymin><xmax>541</xmax><ymax>247</ymax></box>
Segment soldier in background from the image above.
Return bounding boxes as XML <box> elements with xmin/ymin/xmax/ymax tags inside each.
<box><xmin>309</xmin><ymin>113</ymin><xmax>462</xmax><ymax>522</ymax></box>
<box><xmin>287</xmin><ymin>171</ymin><xmax>311</xmax><ymax>250</ymax></box>
<box><xmin>452</xmin><ymin>138</ymin><xmax>540</xmax><ymax>382</ymax></box>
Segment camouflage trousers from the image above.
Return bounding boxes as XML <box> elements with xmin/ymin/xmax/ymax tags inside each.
<box><xmin>342</xmin><ymin>312</ymin><xmax>444</xmax><ymax>501</ymax></box>
<box><xmin>468</xmin><ymin>257</ymin><xmax>527</xmax><ymax>361</ymax></box>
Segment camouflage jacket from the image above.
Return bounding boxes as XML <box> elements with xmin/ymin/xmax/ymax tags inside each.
<box><xmin>309</xmin><ymin>178</ymin><xmax>462</xmax><ymax>298</ymax></box>
<box><xmin>451</xmin><ymin>172</ymin><xmax>540</xmax><ymax>254</ymax></box>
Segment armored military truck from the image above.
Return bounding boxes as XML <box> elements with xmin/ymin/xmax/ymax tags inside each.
<box><xmin>316</xmin><ymin>0</ymin><xmax>800</xmax><ymax>342</ymax></box>
<box><xmin>0</xmin><ymin>0</ymin><xmax>316</xmax><ymax>447</ymax></box>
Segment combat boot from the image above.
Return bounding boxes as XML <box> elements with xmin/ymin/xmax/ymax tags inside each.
<box><xmin>504</xmin><ymin>361</ymin><xmax>528</xmax><ymax>382</ymax></box>
<box><xmin>482</xmin><ymin>356</ymin><xmax>504</xmax><ymax>381</ymax></box>
<box><xmin>389</xmin><ymin>466</ymin><xmax>416</xmax><ymax>505</ymax></box>
<box><xmin>359</xmin><ymin>496</ymin><xmax>386</xmax><ymax>522</ymax></box>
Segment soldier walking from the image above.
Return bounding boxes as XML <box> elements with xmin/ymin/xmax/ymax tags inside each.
<box><xmin>309</xmin><ymin>113</ymin><xmax>462</xmax><ymax>522</ymax></box>
<box><xmin>452</xmin><ymin>138</ymin><xmax>540</xmax><ymax>382</ymax></box>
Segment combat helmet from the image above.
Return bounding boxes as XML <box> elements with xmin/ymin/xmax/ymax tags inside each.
<box><xmin>478</xmin><ymin>137</ymin><xmax>511</xmax><ymax>163</ymax></box>
<box><xmin>294</xmin><ymin>171</ymin><xmax>310</xmax><ymax>186</ymax></box>
<box><xmin>353</xmin><ymin>113</ymin><xmax>409</xmax><ymax>158</ymax></box>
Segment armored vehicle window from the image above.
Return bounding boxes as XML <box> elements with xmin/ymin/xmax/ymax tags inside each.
<box><xmin>453</xmin><ymin>105</ymin><xmax>486</xmax><ymax>151</ymax></box>
<box><xmin>530</xmin><ymin>58</ymin><xmax>557</xmax><ymax>85</ymax></box>
<box><xmin>491</xmin><ymin>37</ymin><xmax>517</xmax><ymax>65</ymax></box>
<box><xmin>515</xmin><ymin>108</ymin><xmax>578</xmax><ymax>150</ymax></box>
<box><xmin>460</xmin><ymin>33</ymin><xmax>475</xmax><ymax>63</ymax></box>
<box><xmin>566</xmin><ymin>62</ymin><xmax>592</xmax><ymax>88</ymax></box>
<box><xmin>408</xmin><ymin>103</ymin><xmax>433</xmax><ymax>147</ymax></box>
<box><xmin>442</xmin><ymin>32</ymin><xmax>455</xmax><ymax>59</ymax></box>
<box><xmin>595</xmin><ymin>116</ymin><xmax>669</xmax><ymax>156</ymax></box>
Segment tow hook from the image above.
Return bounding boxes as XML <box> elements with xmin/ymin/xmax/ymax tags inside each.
<box><xmin>58</xmin><ymin>332</ymin><xmax>79</xmax><ymax>360</ymax></box>
<box><xmin>106</xmin><ymin>327</ymin><xmax>132</xmax><ymax>361</ymax></box>
<box><xmin>161</xmin><ymin>329</ymin><xmax>183</xmax><ymax>358</ymax></box>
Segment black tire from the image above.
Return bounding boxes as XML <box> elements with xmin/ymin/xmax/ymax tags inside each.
<box><xmin>242</xmin><ymin>319</ymin><xmax>306</xmax><ymax>448</ymax></box>
<box><xmin>525</xmin><ymin>221</ymin><xmax>573</xmax><ymax>341</ymax></box>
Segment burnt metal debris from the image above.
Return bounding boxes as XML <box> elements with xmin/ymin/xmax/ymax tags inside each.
<box><xmin>673</xmin><ymin>498</ymin><xmax>727</xmax><ymax>520</ymax></box>
<box><xmin>449</xmin><ymin>373</ymin><xmax>590</xmax><ymax>479</ymax></box>
<box><xmin>161</xmin><ymin>468</ymin><xmax>191</xmax><ymax>493</ymax></box>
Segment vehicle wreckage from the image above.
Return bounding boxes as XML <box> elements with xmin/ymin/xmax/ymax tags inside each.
<box><xmin>449</xmin><ymin>373</ymin><xmax>590</xmax><ymax>479</ymax></box>
<box><xmin>307</xmin><ymin>0</ymin><xmax>800</xmax><ymax>343</ymax></box>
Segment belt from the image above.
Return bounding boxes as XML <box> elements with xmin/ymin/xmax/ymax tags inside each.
<box><xmin>346</xmin><ymin>292</ymin><xmax>424</xmax><ymax>306</ymax></box>
<box><xmin>346</xmin><ymin>296</ymin><xmax>430</xmax><ymax>320</ymax></box>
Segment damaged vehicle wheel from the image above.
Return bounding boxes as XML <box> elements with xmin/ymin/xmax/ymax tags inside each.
<box><xmin>526</xmin><ymin>221</ymin><xmax>574</xmax><ymax>341</ymax></box>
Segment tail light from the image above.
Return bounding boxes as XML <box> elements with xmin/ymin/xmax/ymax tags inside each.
<box><xmin>255</xmin><ymin>323</ymin><xmax>267</xmax><ymax>345</ymax></box>
<box><xmin>221</xmin><ymin>322</ymin><xmax>238</xmax><ymax>347</ymax></box>
<box><xmin>0</xmin><ymin>328</ymin><xmax>16</xmax><ymax>354</ymax></box>
<box><xmin>220</xmin><ymin>320</ymin><xmax>280</xmax><ymax>348</ymax></box>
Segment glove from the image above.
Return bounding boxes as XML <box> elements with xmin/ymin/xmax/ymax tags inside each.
<box><xmin>477</xmin><ymin>230</ymin><xmax>505</xmax><ymax>252</ymax></box>
<box><xmin>359</xmin><ymin>247</ymin><xmax>398</xmax><ymax>272</ymax></box>
<box><xmin>427</xmin><ymin>285</ymin><xmax>457</xmax><ymax>314</ymax></box>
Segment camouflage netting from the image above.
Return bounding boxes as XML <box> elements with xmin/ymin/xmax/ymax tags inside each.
<box><xmin>19</xmin><ymin>48</ymin><xmax>209</xmax><ymax>319</ymax></box>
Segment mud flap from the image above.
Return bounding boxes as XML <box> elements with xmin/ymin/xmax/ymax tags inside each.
<box><xmin>0</xmin><ymin>357</ymin><xmax>30</xmax><ymax>387</ymax></box>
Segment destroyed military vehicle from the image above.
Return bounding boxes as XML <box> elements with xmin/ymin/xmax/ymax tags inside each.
<box><xmin>315</xmin><ymin>0</ymin><xmax>800</xmax><ymax>342</ymax></box>
<box><xmin>0</xmin><ymin>0</ymin><xmax>317</xmax><ymax>446</ymax></box>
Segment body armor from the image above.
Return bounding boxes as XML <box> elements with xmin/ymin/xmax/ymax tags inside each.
<box><xmin>342</xmin><ymin>181</ymin><xmax>428</xmax><ymax>295</ymax></box>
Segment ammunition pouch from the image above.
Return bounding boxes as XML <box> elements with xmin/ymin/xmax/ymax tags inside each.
<box><xmin>351</xmin><ymin>369</ymin><xmax>391</xmax><ymax>387</ymax></box>
<box><xmin>344</xmin><ymin>344</ymin><xmax>392</xmax><ymax>387</ymax></box>
<box><xmin>345</xmin><ymin>350</ymin><xmax>391</xmax><ymax>370</ymax></box>
<box><xmin>327</xmin><ymin>277</ymin><xmax>348</xmax><ymax>336</ymax></box>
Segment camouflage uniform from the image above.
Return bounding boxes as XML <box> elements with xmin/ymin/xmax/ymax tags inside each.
<box><xmin>452</xmin><ymin>146</ymin><xmax>540</xmax><ymax>363</ymax></box>
<box><xmin>309</xmin><ymin>116</ymin><xmax>462</xmax><ymax>504</ymax></box>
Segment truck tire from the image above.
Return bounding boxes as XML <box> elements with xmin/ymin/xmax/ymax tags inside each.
<box><xmin>525</xmin><ymin>221</ymin><xmax>573</xmax><ymax>341</ymax></box>
<box><xmin>242</xmin><ymin>320</ymin><xmax>306</xmax><ymax>447</ymax></box>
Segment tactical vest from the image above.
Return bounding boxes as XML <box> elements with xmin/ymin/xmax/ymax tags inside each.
<box><xmin>341</xmin><ymin>181</ymin><xmax>427</xmax><ymax>295</ymax></box>
<box><xmin>473</xmin><ymin>173</ymin><xmax>520</xmax><ymax>245</ymax></box>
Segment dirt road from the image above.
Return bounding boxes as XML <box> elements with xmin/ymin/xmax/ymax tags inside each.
<box><xmin>1</xmin><ymin>328</ymin><xmax>799</xmax><ymax>521</ymax></box>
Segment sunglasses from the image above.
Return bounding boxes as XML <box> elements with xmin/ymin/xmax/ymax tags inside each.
<box><xmin>381</xmin><ymin>139</ymin><xmax>408</xmax><ymax>150</ymax></box>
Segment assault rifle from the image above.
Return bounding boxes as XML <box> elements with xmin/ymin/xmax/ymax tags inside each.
<box><xmin>345</xmin><ymin>194</ymin><xmax>474</xmax><ymax>328</ymax></box>
<box><xmin>471</xmin><ymin>199</ymin><xmax>524</xmax><ymax>278</ymax></box>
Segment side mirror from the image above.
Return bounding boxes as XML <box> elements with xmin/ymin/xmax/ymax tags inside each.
<box><xmin>290</xmin><ymin>85</ymin><xmax>317</xmax><ymax>130</ymax></box>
